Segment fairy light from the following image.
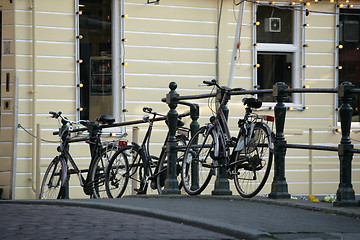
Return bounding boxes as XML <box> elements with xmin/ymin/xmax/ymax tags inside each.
<box><xmin>254</xmin><ymin>63</ymin><xmax>261</xmax><ymax>68</ymax></box>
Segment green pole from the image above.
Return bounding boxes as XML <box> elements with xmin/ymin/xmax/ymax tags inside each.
<box><xmin>269</xmin><ymin>82</ymin><xmax>291</xmax><ymax>199</ymax></box>
<box><xmin>334</xmin><ymin>81</ymin><xmax>357</xmax><ymax>206</ymax></box>
<box><xmin>163</xmin><ymin>82</ymin><xmax>181</xmax><ymax>194</ymax></box>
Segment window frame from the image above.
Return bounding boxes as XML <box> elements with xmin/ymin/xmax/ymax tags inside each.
<box><xmin>253</xmin><ymin>2</ymin><xmax>303</xmax><ymax>108</ymax></box>
<box><xmin>336</xmin><ymin>5</ymin><xmax>360</xmax><ymax>126</ymax></box>
<box><xmin>75</xmin><ymin>0</ymin><xmax>125</xmax><ymax>134</ymax></box>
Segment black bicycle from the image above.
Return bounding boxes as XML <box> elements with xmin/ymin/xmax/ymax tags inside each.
<box><xmin>105</xmin><ymin>107</ymin><xmax>189</xmax><ymax>198</ymax></box>
<box><xmin>39</xmin><ymin>111</ymin><xmax>122</xmax><ymax>199</ymax></box>
<box><xmin>181</xmin><ymin>80</ymin><xmax>274</xmax><ymax>197</ymax></box>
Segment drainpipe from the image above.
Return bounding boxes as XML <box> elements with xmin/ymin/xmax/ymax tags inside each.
<box><xmin>31</xmin><ymin>0</ymin><xmax>38</xmax><ymax>194</ymax></box>
<box><xmin>227</xmin><ymin>1</ymin><xmax>245</xmax><ymax>87</ymax></box>
<box><xmin>112</xmin><ymin>0</ymin><xmax>120</xmax><ymax>123</ymax></box>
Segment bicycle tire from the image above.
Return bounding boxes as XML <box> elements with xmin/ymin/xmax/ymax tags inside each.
<box><xmin>89</xmin><ymin>142</ymin><xmax>119</xmax><ymax>198</ymax></box>
<box><xmin>233</xmin><ymin>122</ymin><xmax>273</xmax><ymax>198</ymax></box>
<box><xmin>105</xmin><ymin>145</ymin><xmax>130</xmax><ymax>198</ymax></box>
<box><xmin>156</xmin><ymin>135</ymin><xmax>187</xmax><ymax>194</ymax></box>
<box><xmin>39</xmin><ymin>156</ymin><xmax>67</xmax><ymax>199</ymax></box>
<box><xmin>181</xmin><ymin>126</ymin><xmax>215</xmax><ymax>195</ymax></box>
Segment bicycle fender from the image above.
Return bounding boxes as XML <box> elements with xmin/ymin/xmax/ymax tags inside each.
<box><xmin>209</xmin><ymin>127</ymin><xmax>220</xmax><ymax>158</ymax></box>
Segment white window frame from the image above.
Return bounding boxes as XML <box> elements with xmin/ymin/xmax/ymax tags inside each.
<box><xmin>253</xmin><ymin>2</ymin><xmax>303</xmax><ymax>108</ymax></box>
<box><xmin>75</xmin><ymin>0</ymin><xmax>126</xmax><ymax>135</ymax></box>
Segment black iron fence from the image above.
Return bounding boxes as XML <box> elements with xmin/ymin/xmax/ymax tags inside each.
<box><xmin>162</xmin><ymin>81</ymin><xmax>360</xmax><ymax>207</ymax></box>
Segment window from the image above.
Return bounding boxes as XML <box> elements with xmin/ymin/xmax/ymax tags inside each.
<box><xmin>339</xmin><ymin>8</ymin><xmax>360</xmax><ymax>122</ymax></box>
<box><xmin>78</xmin><ymin>0</ymin><xmax>112</xmax><ymax>120</ymax></box>
<box><xmin>257</xmin><ymin>52</ymin><xmax>293</xmax><ymax>102</ymax></box>
<box><xmin>254</xmin><ymin>4</ymin><xmax>301</xmax><ymax>103</ymax></box>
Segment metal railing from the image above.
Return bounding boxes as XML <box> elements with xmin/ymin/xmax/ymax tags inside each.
<box><xmin>162</xmin><ymin>81</ymin><xmax>359</xmax><ymax>207</ymax></box>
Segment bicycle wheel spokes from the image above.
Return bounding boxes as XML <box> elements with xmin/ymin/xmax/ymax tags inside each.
<box><xmin>39</xmin><ymin>156</ymin><xmax>66</xmax><ymax>199</ymax></box>
<box><xmin>182</xmin><ymin>127</ymin><xmax>214</xmax><ymax>195</ymax></box>
<box><xmin>89</xmin><ymin>158</ymin><xmax>107</xmax><ymax>198</ymax></box>
<box><xmin>234</xmin><ymin>123</ymin><xmax>273</xmax><ymax>198</ymax></box>
<box><xmin>105</xmin><ymin>148</ymin><xmax>129</xmax><ymax>198</ymax></box>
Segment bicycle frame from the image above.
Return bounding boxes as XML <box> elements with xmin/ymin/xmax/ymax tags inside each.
<box><xmin>204</xmin><ymin>81</ymin><xmax>273</xmax><ymax>167</ymax></box>
<box><xmin>56</xmin><ymin>117</ymin><xmax>113</xmax><ymax>197</ymax></box>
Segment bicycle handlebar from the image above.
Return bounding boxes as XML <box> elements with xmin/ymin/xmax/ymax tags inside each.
<box><xmin>143</xmin><ymin>106</ymin><xmax>167</xmax><ymax>117</ymax></box>
<box><xmin>202</xmin><ymin>80</ymin><xmax>244</xmax><ymax>93</ymax></box>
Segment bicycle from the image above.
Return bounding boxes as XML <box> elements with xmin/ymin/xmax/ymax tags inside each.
<box><xmin>181</xmin><ymin>79</ymin><xmax>274</xmax><ymax>197</ymax></box>
<box><xmin>39</xmin><ymin>111</ymin><xmax>123</xmax><ymax>199</ymax></box>
<box><xmin>105</xmin><ymin>107</ymin><xmax>189</xmax><ymax>198</ymax></box>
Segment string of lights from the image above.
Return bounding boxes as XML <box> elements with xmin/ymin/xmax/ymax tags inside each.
<box><xmin>238</xmin><ymin>0</ymin><xmax>360</xmax><ymax>16</ymax></box>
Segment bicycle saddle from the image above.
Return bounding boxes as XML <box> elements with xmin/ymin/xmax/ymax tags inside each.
<box><xmin>95</xmin><ymin>115</ymin><xmax>115</xmax><ymax>124</ymax></box>
<box><xmin>243</xmin><ymin>98</ymin><xmax>262</xmax><ymax>109</ymax></box>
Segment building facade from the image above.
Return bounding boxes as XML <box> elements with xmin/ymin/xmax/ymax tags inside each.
<box><xmin>0</xmin><ymin>0</ymin><xmax>359</xmax><ymax>199</ymax></box>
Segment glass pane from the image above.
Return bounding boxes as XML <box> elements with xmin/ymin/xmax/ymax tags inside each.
<box><xmin>339</xmin><ymin>9</ymin><xmax>360</xmax><ymax>122</ymax></box>
<box><xmin>256</xmin><ymin>6</ymin><xmax>293</xmax><ymax>44</ymax></box>
<box><xmin>79</xmin><ymin>0</ymin><xmax>112</xmax><ymax>120</ymax></box>
<box><xmin>257</xmin><ymin>52</ymin><xmax>292</xmax><ymax>102</ymax></box>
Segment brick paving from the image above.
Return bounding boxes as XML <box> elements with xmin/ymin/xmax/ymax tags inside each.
<box><xmin>0</xmin><ymin>204</ymin><xmax>238</xmax><ymax>240</ymax></box>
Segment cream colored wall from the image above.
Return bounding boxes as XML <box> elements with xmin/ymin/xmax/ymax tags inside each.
<box><xmin>1</xmin><ymin>0</ymin><xmax>359</xmax><ymax>199</ymax></box>
<box><xmin>0</xmin><ymin>1</ymin><xmax>15</xmax><ymax>200</ymax></box>
<box><xmin>123</xmin><ymin>0</ymin><xmax>359</xmax><ymax>197</ymax></box>
<box><xmin>0</xmin><ymin>0</ymin><xmax>78</xmax><ymax>199</ymax></box>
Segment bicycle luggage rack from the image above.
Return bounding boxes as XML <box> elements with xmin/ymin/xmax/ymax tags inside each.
<box><xmin>162</xmin><ymin>81</ymin><xmax>360</xmax><ymax>207</ymax></box>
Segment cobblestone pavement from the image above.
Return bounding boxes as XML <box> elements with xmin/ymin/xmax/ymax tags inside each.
<box><xmin>1</xmin><ymin>196</ymin><xmax>360</xmax><ymax>240</ymax></box>
<box><xmin>0</xmin><ymin>204</ymin><xmax>238</xmax><ymax>240</ymax></box>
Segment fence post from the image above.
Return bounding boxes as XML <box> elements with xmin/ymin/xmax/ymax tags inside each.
<box><xmin>212</xmin><ymin>86</ymin><xmax>232</xmax><ymax>195</ymax></box>
<box><xmin>334</xmin><ymin>81</ymin><xmax>357</xmax><ymax>206</ymax></box>
<box><xmin>163</xmin><ymin>82</ymin><xmax>181</xmax><ymax>194</ymax></box>
<box><xmin>269</xmin><ymin>82</ymin><xmax>291</xmax><ymax>199</ymax></box>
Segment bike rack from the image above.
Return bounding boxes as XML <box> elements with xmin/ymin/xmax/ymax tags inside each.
<box><xmin>163</xmin><ymin>81</ymin><xmax>360</xmax><ymax>207</ymax></box>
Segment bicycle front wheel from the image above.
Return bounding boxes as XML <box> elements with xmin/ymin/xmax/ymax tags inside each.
<box><xmin>233</xmin><ymin>123</ymin><xmax>273</xmax><ymax>198</ymax></box>
<box><xmin>89</xmin><ymin>142</ymin><xmax>119</xmax><ymax>198</ymax></box>
<box><xmin>105</xmin><ymin>146</ymin><xmax>130</xmax><ymax>198</ymax></box>
<box><xmin>182</xmin><ymin>126</ymin><xmax>215</xmax><ymax>195</ymax></box>
<box><xmin>39</xmin><ymin>156</ymin><xmax>67</xmax><ymax>199</ymax></box>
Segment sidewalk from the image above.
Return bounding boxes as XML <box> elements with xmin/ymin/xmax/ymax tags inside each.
<box><xmin>1</xmin><ymin>195</ymin><xmax>360</xmax><ymax>240</ymax></box>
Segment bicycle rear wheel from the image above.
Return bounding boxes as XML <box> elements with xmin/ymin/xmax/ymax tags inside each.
<box><xmin>156</xmin><ymin>135</ymin><xmax>187</xmax><ymax>194</ymax></box>
<box><xmin>233</xmin><ymin>123</ymin><xmax>273</xmax><ymax>198</ymax></box>
<box><xmin>89</xmin><ymin>142</ymin><xmax>119</xmax><ymax>198</ymax></box>
<box><xmin>105</xmin><ymin>146</ymin><xmax>130</xmax><ymax>198</ymax></box>
<box><xmin>181</xmin><ymin>126</ymin><xmax>215</xmax><ymax>195</ymax></box>
<box><xmin>39</xmin><ymin>156</ymin><xmax>67</xmax><ymax>199</ymax></box>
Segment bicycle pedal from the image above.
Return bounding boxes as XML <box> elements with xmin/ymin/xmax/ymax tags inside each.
<box><xmin>202</xmin><ymin>163</ymin><xmax>214</xmax><ymax>168</ymax></box>
<box><xmin>134</xmin><ymin>188</ymin><xmax>146</xmax><ymax>194</ymax></box>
